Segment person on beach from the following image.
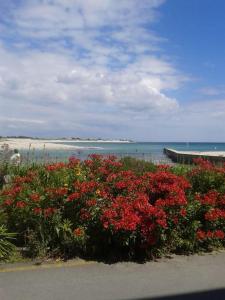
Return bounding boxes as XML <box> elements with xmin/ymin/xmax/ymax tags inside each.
<box><xmin>10</xmin><ymin>149</ymin><xmax>21</xmax><ymax>166</ymax></box>
<box><xmin>0</xmin><ymin>143</ymin><xmax>12</xmax><ymax>162</ymax></box>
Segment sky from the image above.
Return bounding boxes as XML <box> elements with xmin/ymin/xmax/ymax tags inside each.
<box><xmin>0</xmin><ymin>0</ymin><xmax>225</xmax><ymax>141</ymax></box>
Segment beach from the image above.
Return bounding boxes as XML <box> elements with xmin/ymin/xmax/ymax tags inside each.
<box><xmin>0</xmin><ymin>138</ymin><xmax>86</xmax><ymax>151</ymax></box>
<box><xmin>2</xmin><ymin>140</ymin><xmax>225</xmax><ymax>163</ymax></box>
<box><xmin>0</xmin><ymin>138</ymin><xmax>131</xmax><ymax>151</ymax></box>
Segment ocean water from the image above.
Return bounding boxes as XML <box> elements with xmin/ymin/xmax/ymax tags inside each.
<box><xmin>22</xmin><ymin>142</ymin><xmax>225</xmax><ymax>164</ymax></box>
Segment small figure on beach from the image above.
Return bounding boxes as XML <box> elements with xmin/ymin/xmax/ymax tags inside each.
<box><xmin>10</xmin><ymin>149</ymin><xmax>21</xmax><ymax>166</ymax></box>
<box><xmin>1</xmin><ymin>143</ymin><xmax>9</xmax><ymax>152</ymax></box>
<box><xmin>0</xmin><ymin>143</ymin><xmax>12</xmax><ymax>162</ymax></box>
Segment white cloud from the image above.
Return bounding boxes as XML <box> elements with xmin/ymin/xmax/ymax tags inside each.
<box><xmin>0</xmin><ymin>117</ymin><xmax>45</xmax><ymax>124</ymax></box>
<box><xmin>2</xmin><ymin>0</ymin><xmax>167</xmax><ymax>73</ymax></box>
<box><xmin>0</xmin><ymin>44</ymin><xmax>180</xmax><ymax>124</ymax></box>
<box><xmin>3</xmin><ymin>0</ymin><xmax>223</xmax><ymax>140</ymax></box>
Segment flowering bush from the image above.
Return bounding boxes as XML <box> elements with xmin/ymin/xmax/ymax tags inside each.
<box><xmin>186</xmin><ymin>158</ymin><xmax>225</xmax><ymax>251</ymax></box>
<box><xmin>0</xmin><ymin>156</ymin><xmax>225</xmax><ymax>260</ymax></box>
<box><xmin>190</xmin><ymin>158</ymin><xmax>225</xmax><ymax>194</ymax></box>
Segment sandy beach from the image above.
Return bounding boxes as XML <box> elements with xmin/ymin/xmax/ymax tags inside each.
<box><xmin>0</xmin><ymin>138</ymin><xmax>95</xmax><ymax>151</ymax></box>
<box><xmin>0</xmin><ymin>138</ymin><xmax>131</xmax><ymax>151</ymax></box>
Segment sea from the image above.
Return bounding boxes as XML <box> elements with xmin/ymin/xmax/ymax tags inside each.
<box><xmin>22</xmin><ymin>142</ymin><xmax>225</xmax><ymax>164</ymax></box>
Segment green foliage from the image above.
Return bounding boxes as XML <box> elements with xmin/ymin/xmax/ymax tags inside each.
<box><xmin>0</xmin><ymin>163</ymin><xmax>9</xmax><ymax>189</ymax></box>
<box><xmin>171</xmin><ymin>164</ymin><xmax>191</xmax><ymax>177</ymax></box>
<box><xmin>190</xmin><ymin>169</ymin><xmax>225</xmax><ymax>194</ymax></box>
<box><xmin>120</xmin><ymin>156</ymin><xmax>157</xmax><ymax>174</ymax></box>
<box><xmin>0</xmin><ymin>225</ymin><xmax>16</xmax><ymax>260</ymax></box>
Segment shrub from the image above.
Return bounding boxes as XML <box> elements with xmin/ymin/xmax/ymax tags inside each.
<box><xmin>190</xmin><ymin>158</ymin><xmax>225</xmax><ymax>194</ymax></box>
<box><xmin>0</xmin><ymin>155</ymin><xmax>225</xmax><ymax>261</ymax></box>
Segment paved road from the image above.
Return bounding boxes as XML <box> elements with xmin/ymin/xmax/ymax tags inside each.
<box><xmin>1</xmin><ymin>252</ymin><xmax>225</xmax><ymax>300</ymax></box>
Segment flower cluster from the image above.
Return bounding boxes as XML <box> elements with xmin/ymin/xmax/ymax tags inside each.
<box><xmin>1</xmin><ymin>155</ymin><xmax>225</xmax><ymax>260</ymax></box>
<box><xmin>197</xmin><ymin>229</ymin><xmax>225</xmax><ymax>240</ymax></box>
<box><xmin>45</xmin><ymin>162</ymin><xmax>67</xmax><ymax>172</ymax></box>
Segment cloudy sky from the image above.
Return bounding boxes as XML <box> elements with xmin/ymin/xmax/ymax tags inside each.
<box><xmin>0</xmin><ymin>0</ymin><xmax>225</xmax><ymax>141</ymax></box>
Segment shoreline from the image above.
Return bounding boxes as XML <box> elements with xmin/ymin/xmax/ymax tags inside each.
<box><xmin>0</xmin><ymin>138</ymin><xmax>104</xmax><ymax>151</ymax></box>
<box><xmin>55</xmin><ymin>140</ymin><xmax>132</xmax><ymax>143</ymax></box>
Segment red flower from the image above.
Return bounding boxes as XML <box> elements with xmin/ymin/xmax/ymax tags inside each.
<box><xmin>86</xmin><ymin>199</ymin><xmax>97</xmax><ymax>207</ymax></box>
<box><xmin>196</xmin><ymin>191</ymin><xmax>219</xmax><ymax>206</ymax></box>
<box><xmin>16</xmin><ymin>201</ymin><xmax>26</xmax><ymax>208</ymax></box>
<box><xmin>44</xmin><ymin>207</ymin><xmax>57</xmax><ymax>218</ymax></box>
<box><xmin>214</xmin><ymin>230</ymin><xmax>225</xmax><ymax>239</ymax></box>
<box><xmin>73</xmin><ymin>227</ymin><xmax>84</xmax><ymax>237</ymax></box>
<box><xmin>76</xmin><ymin>181</ymin><xmax>98</xmax><ymax>194</ymax></box>
<box><xmin>88</xmin><ymin>154</ymin><xmax>102</xmax><ymax>160</ymax></box>
<box><xmin>144</xmin><ymin>171</ymin><xmax>190</xmax><ymax>207</ymax></box>
<box><xmin>205</xmin><ymin>208</ymin><xmax>225</xmax><ymax>221</ymax></box>
<box><xmin>156</xmin><ymin>219</ymin><xmax>167</xmax><ymax>228</ymax></box>
<box><xmin>193</xmin><ymin>158</ymin><xmax>214</xmax><ymax>170</ymax></box>
<box><xmin>84</xmin><ymin>159</ymin><xmax>93</xmax><ymax>167</ymax></box>
<box><xmin>2</xmin><ymin>186</ymin><xmax>23</xmax><ymax>197</ymax></box>
<box><xmin>57</xmin><ymin>187</ymin><xmax>68</xmax><ymax>196</ymax></box>
<box><xmin>33</xmin><ymin>207</ymin><xmax>42</xmax><ymax>215</ymax></box>
<box><xmin>30</xmin><ymin>193</ymin><xmax>40</xmax><ymax>202</ymax></box>
<box><xmin>115</xmin><ymin>181</ymin><xmax>128</xmax><ymax>190</ymax></box>
<box><xmin>46</xmin><ymin>187</ymin><xmax>68</xmax><ymax>198</ymax></box>
<box><xmin>68</xmin><ymin>157</ymin><xmax>80</xmax><ymax>168</ymax></box>
<box><xmin>157</xmin><ymin>164</ymin><xmax>171</xmax><ymax>171</ymax></box>
<box><xmin>206</xmin><ymin>231</ymin><xmax>213</xmax><ymax>239</ymax></box>
<box><xmin>101</xmin><ymin>195</ymin><xmax>141</xmax><ymax>231</ymax></box>
<box><xmin>14</xmin><ymin>176</ymin><xmax>33</xmax><ymax>184</ymax></box>
<box><xmin>3</xmin><ymin>199</ymin><xmax>13</xmax><ymax>206</ymax></box>
<box><xmin>67</xmin><ymin>192</ymin><xmax>80</xmax><ymax>202</ymax></box>
<box><xmin>180</xmin><ymin>208</ymin><xmax>187</xmax><ymax>217</ymax></box>
<box><xmin>196</xmin><ymin>230</ymin><xmax>206</xmax><ymax>240</ymax></box>
<box><xmin>80</xmin><ymin>209</ymin><xmax>91</xmax><ymax>220</ymax></box>
<box><xmin>45</xmin><ymin>162</ymin><xmax>66</xmax><ymax>171</ymax></box>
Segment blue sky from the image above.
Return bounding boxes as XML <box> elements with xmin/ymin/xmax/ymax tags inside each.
<box><xmin>0</xmin><ymin>0</ymin><xmax>225</xmax><ymax>141</ymax></box>
<box><xmin>156</xmin><ymin>0</ymin><xmax>225</xmax><ymax>102</ymax></box>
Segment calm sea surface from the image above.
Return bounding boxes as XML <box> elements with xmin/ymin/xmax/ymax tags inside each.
<box><xmin>22</xmin><ymin>142</ymin><xmax>225</xmax><ymax>163</ymax></box>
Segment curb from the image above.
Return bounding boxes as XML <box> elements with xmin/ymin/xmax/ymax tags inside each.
<box><xmin>0</xmin><ymin>260</ymin><xmax>95</xmax><ymax>273</ymax></box>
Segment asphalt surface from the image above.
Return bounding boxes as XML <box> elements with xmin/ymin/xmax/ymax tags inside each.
<box><xmin>1</xmin><ymin>252</ymin><xmax>225</xmax><ymax>300</ymax></box>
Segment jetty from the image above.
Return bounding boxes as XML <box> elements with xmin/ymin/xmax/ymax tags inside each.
<box><xmin>164</xmin><ymin>148</ymin><xmax>225</xmax><ymax>164</ymax></box>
